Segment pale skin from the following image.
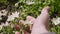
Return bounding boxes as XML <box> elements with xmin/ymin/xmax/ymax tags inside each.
<box><xmin>15</xmin><ymin>6</ymin><xmax>50</xmax><ymax>34</ymax></box>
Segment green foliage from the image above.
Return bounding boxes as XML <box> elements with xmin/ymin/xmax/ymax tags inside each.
<box><xmin>0</xmin><ymin>0</ymin><xmax>7</xmax><ymax>3</ymax></box>
<box><xmin>7</xmin><ymin>0</ymin><xmax>19</xmax><ymax>5</ymax></box>
<box><xmin>0</xmin><ymin>0</ymin><xmax>7</xmax><ymax>8</ymax></box>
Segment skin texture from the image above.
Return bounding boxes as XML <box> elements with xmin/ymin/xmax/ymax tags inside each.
<box><xmin>15</xmin><ymin>6</ymin><xmax>50</xmax><ymax>34</ymax></box>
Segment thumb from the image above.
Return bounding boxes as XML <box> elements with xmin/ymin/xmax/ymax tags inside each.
<box><xmin>15</xmin><ymin>31</ymin><xmax>21</xmax><ymax>34</ymax></box>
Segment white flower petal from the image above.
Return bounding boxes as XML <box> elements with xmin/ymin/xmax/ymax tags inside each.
<box><xmin>12</xmin><ymin>11</ymin><xmax>19</xmax><ymax>18</ymax></box>
<box><xmin>15</xmin><ymin>2</ymin><xmax>19</xmax><ymax>7</ymax></box>
<box><xmin>1</xmin><ymin>9</ymin><xmax>8</xmax><ymax>16</ymax></box>
<box><xmin>57</xmin><ymin>18</ymin><xmax>60</xmax><ymax>24</ymax></box>
<box><xmin>1</xmin><ymin>23</ymin><xmax>5</xmax><ymax>26</ymax></box>
<box><xmin>7</xmin><ymin>15</ymin><xmax>15</xmax><ymax>21</ymax></box>
<box><xmin>52</xmin><ymin>18</ymin><xmax>58</xmax><ymax>25</ymax></box>
<box><xmin>7</xmin><ymin>11</ymin><xmax>19</xmax><ymax>21</ymax></box>
<box><xmin>25</xmin><ymin>20</ymin><xmax>33</xmax><ymax>24</ymax></box>
<box><xmin>10</xmin><ymin>24</ymin><xmax>14</xmax><ymax>28</ymax></box>
<box><xmin>13</xmin><ymin>31</ymin><xmax>15</xmax><ymax>33</ymax></box>
<box><xmin>4</xmin><ymin>22</ymin><xmax>10</xmax><ymax>26</ymax></box>
<box><xmin>0</xmin><ymin>9</ymin><xmax>7</xmax><ymax>16</ymax></box>
<box><xmin>26</xmin><ymin>1</ymin><xmax>35</xmax><ymax>5</ymax></box>
<box><xmin>52</xmin><ymin>18</ymin><xmax>60</xmax><ymax>25</ymax></box>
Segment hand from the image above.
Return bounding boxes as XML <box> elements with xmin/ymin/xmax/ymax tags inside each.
<box><xmin>15</xmin><ymin>6</ymin><xmax>50</xmax><ymax>34</ymax></box>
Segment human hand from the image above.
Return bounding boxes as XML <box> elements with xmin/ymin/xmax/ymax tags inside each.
<box><xmin>15</xmin><ymin>6</ymin><xmax>50</xmax><ymax>34</ymax></box>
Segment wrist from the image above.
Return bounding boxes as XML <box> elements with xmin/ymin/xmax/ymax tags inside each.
<box><xmin>33</xmin><ymin>22</ymin><xmax>49</xmax><ymax>33</ymax></box>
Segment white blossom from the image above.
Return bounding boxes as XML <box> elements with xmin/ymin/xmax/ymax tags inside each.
<box><xmin>57</xmin><ymin>18</ymin><xmax>60</xmax><ymax>24</ymax></box>
<box><xmin>10</xmin><ymin>24</ymin><xmax>14</xmax><ymax>28</ymax></box>
<box><xmin>7</xmin><ymin>15</ymin><xmax>15</xmax><ymax>21</ymax></box>
<box><xmin>25</xmin><ymin>20</ymin><xmax>33</xmax><ymax>24</ymax></box>
<box><xmin>1</xmin><ymin>23</ymin><xmax>5</xmax><ymax>26</ymax></box>
<box><xmin>15</xmin><ymin>2</ymin><xmax>19</xmax><ymax>7</ymax></box>
<box><xmin>13</xmin><ymin>31</ymin><xmax>15</xmax><ymax>33</ymax></box>
<box><xmin>1</xmin><ymin>9</ymin><xmax>8</xmax><ymax>16</ymax></box>
<box><xmin>26</xmin><ymin>1</ymin><xmax>35</xmax><ymax>5</ymax></box>
<box><xmin>7</xmin><ymin>11</ymin><xmax>19</xmax><ymax>21</ymax></box>
<box><xmin>52</xmin><ymin>18</ymin><xmax>60</xmax><ymax>25</ymax></box>
<box><xmin>1</xmin><ymin>22</ymin><xmax>10</xmax><ymax>26</ymax></box>
<box><xmin>0</xmin><ymin>10</ymin><xmax>7</xmax><ymax>16</ymax></box>
<box><xmin>0</xmin><ymin>9</ymin><xmax>8</xmax><ymax>20</ymax></box>
<box><xmin>4</xmin><ymin>22</ymin><xmax>10</xmax><ymax>26</ymax></box>
<box><xmin>12</xmin><ymin>11</ymin><xmax>19</xmax><ymax>18</ymax></box>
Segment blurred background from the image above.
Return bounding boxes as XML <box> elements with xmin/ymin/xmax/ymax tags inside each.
<box><xmin>0</xmin><ymin>0</ymin><xmax>60</xmax><ymax>34</ymax></box>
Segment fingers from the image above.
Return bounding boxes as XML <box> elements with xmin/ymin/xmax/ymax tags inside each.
<box><xmin>15</xmin><ymin>24</ymin><xmax>21</xmax><ymax>30</ymax></box>
<box><xmin>24</xmin><ymin>30</ymin><xmax>30</xmax><ymax>34</ymax></box>
<box><xmin>15</xmin><ymin>31</ymin><xmax>20</xmax><ymax>34</ymax></box>
<box><xmin>20</xmin><ymin>20</ymin><xmax>26</xmax><ymax>25</ymax></box>
<box><xmin>26</xmin><ymin>16</ymin><xmax>36</xmax><ymax>24</ymax></box>
<box><xmin>20</xmin><ymin>16</ymin><xmax>35</xmax><ymax>25</ymax></box>
<box><xmin>20</xmin><ymin>16</ymin><xmax>36</xmax><ymax>31</ymax></box>
<box><xmin>43</xmin><ymin>6</ymin><xmax>50</xmax><ymax>10</ymax></box>
<box><xmin>37</xmin><ymin>6</ymin><xmax>50</xmax><ymax>21</ymax></box>
<box><xmin>26</xmin><ymin>16</ymin><xmax>36</xmax><ymax>31</ymax></box>
<box><xmin>30</xmin><ymin>25</ymin><xmax>33</xmax><ymax>31</ymax></box>
<box><xmin>41</xmin><ymin>6</ymin><xmax>50</xmax><ymax>13</ymax></box>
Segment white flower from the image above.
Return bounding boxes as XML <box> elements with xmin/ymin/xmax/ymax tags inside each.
<box><xmin>2</xmin><ymin>9</ymin><xmax>6</xmax><ymax>11</ymax></box>
<box><xmin>26</xmin><ymin>1</ymin><xmax>35</xmax><ymax>5</ymax></box>
<box><xmin>1</xmin><ymin>9</ymin><xmax>8</xmax><ymax>16</ymax></box>
<box><xmin>12</xmin><ymin>11</ymin><xmax>19</xmax><ymax>18</ymax></box>
<box><xmin>7</xmin><ymin>15</ymin><xmax>15</xmax><ymax>21</ymax></box>
<box><xmin>7</xmin><ymin>11</ymin><xmax>19</xmax><ymax>21</ymax></box>
<box><xmin>1</xmin><ymin>22</ymin><xmax>10</xmax><ymax>26</ymax></box>
<box><xmin>52</xmin><ymin>18</ymin><xmax>57</xmax><ymax>25</ymax></box>
<box><xmin>25</xmin><ymin>20</ymin><xmax>33</xmax><ymax>24</ymax></box>
<box><xmin>4</xmin><ymin>22</ymin><xmax>10</xmax><ymax>26</ymax></box>
<box><xmin>13</xmin><ymin>31</ymin><xmax>15</xmax><ymax>33</ymax></box>
<box><xmin>1</xmin><ymin>23</ymin><xmax>5</xmax><ymax>26</ymax></box>
<box><xmin>52</xmin><ymin>18</ymin><xmax>60</xmax><ymax>25</ymax></box>
<box><xmin>15</xmin><ymin>2</ymin><xmax>19</xmax><ymax>7</ymax></box>
<box><xmin>0</xmin><ymin>9</ymin><xmax>8</xmax><ymax>17</ymax></box>
<box><xmin>57</xmin><ymin>18</ymin><xmax>60</xmax><ymax>24</ymax></box>
<box><xmin>10</xmin><ymin>24</ymin><xmax>14</xmax><ymax>28</ymax></box>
